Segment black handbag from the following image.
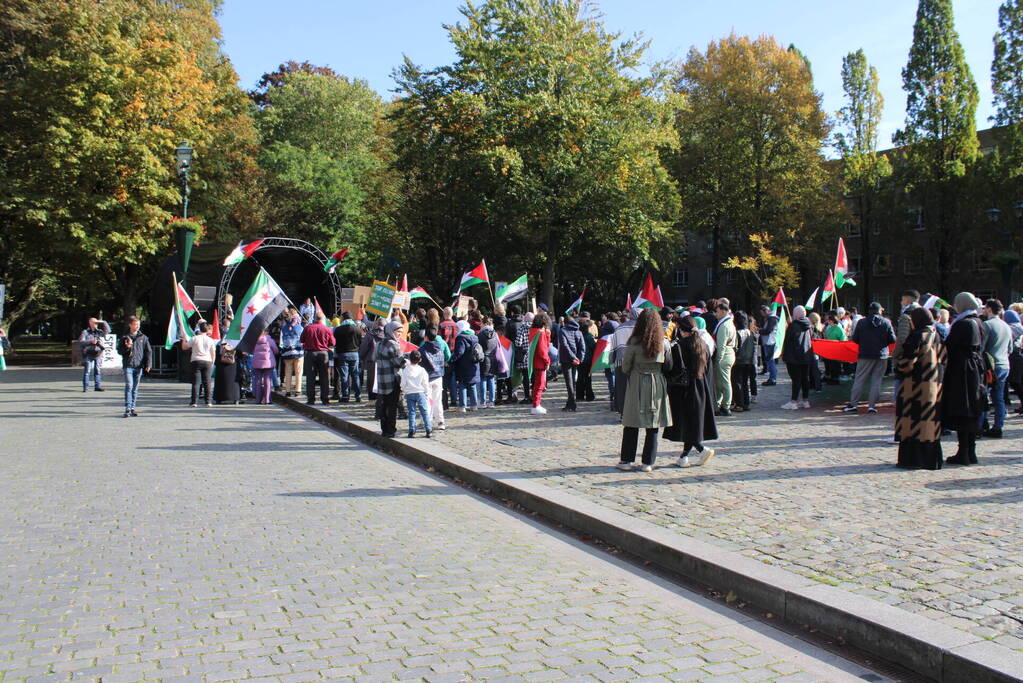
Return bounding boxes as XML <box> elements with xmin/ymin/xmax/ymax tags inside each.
<box><xmin>664</xmin><ymin>341</ymin><xmax>690</xmax><ymax>387</ymax></box>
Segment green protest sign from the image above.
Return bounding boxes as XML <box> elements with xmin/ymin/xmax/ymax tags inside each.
<box><xmin>365</xmin><ymin>280</ymin><xmax>397</xmax><ymax>317</ymax></box>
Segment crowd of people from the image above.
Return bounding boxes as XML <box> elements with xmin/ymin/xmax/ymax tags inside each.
<box><xmin>71</xmin><ymin>287</ymin><xmax>1020</xmax><ymax>471</ymax></box>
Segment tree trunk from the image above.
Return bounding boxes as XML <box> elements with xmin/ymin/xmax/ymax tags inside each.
<box><xmin>541</xmin><ymin>229</ymin><xmax>561</xmax><ymax>311</ymax></box>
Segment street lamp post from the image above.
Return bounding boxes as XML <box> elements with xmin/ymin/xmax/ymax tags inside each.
<box><xmin>175</xmin><ymin>141</ymin><xmax>193</xmax><ymax>219</ymax></box>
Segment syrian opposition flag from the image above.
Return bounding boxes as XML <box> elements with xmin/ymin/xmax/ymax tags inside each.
<box><xmin>633</xmin><ymin>274</ymin><xmax>664</xmax><ymax>310</ymax></box>
<box><xmin>772</xmin><ymin>306</ymin><xmax>788</xmax><ymax>360</ymax></box>
<box><xmin>821</xmin><ymin>271</ymin><xmax>837</xmax><ymax>304</ymax></box>
<box><xmin>224</xmin><ymin>268</ymin><xmax>290</xmax><ymax>354</ymax></box>
<box><xmin>805</xmin><ymin>287</ymin><xmax>819</xmax><ymax>311</ymax></box>
<box><xmin>456</xmin><ymin>260</ymin><xmax>489</xmax><ymax>294</ymax></box>
<box><xmin>834</xmin><ymin>238</ymin><xmax>856</xmax><ymax>288</ymax></box>
<box><xmin>495</xmin><ymin>274</ymin><xmax>528</xmax><ymax>303</ymax></box>
<box><xmin>165</xmin><ymin>274</ymin><xmax>200</xmax><ymax>350</ymax></box>
<box><xmin>771</xmin><ymin>288</ymin><xmax>787</xmax><ymax>314</ymax></box>
<box><xmin>565</xmin><ymin>286</ymin><xmax>586</xmax><ymax>315</ymax></box>
<box><xmin>222</xmin><ymin>239</ymin><xmax>265</xmax><ymax>266</ymax></box>
<box><xmin>591</xmin><ymin>335</ymin><xmax>612</xmax><ymax>372</ymax></box>
<box><xmin>324</xmin><ymin>247</ymin><xmax>349</xmax><ymax>274</ymax></box>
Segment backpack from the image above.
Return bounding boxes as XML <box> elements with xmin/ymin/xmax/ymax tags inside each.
<box><xmin>218</xmin><ymin>344</ymin><xmax>236</xmax><ymax>365</ymax></box>
<box><xmin>471</xmin><ymin>341</ymin><xmax>486</xmax><ymax>364</ymax></box>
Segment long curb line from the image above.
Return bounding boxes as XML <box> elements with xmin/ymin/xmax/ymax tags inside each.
<box><xmin>275</xmin><ymin>394</ymin><xmax>1023</xmax><ymax>683</ymax></box>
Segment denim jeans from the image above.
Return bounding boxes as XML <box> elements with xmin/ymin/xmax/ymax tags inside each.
<box><xmin>762</xmin><ymin>344</ymin><xmax>777</xmax><ymax>382</ymax></box>
<box><xmin>458</xmin><ymin>381</ymin><xmax>479</xmax><ymax>408</ymax></box>
<box><xmin>123</xmin><ymin>367</ymin><xmax>143</xmax><ymax>410</ymax></box>
<box><xmin>338</xmin><ymin>351</ymin><xmax>361</xmax><ymax>399</ymax></box>
<box><xmin>406</xmin><ymin>392</ymin><xmax>432</xmax><ymax>434</ymax></box>
<box><xmin>604</xmin><ymin>368</ymin><xmax>616</xmax><ymax>404</ymax></box>
<box><xmin>980</xmin><ymin>368</ymin><xmax>1010</xmax><ymax>431</ymax></box>
<box><xmin>478</xmin><ymin>376</ymin><xmax>496</xmax><ymax>405</ymax></box>
<box><xmin>83</xmin><ymin>358</ymin><xmax>102</xmax><ymax>390</ymax></box>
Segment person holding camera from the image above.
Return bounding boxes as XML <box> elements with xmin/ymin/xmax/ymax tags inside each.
<box><xmin>116</xmin><ymin>316</ymin><xmax>152</xmax><ymax>417</ymax></box>
<box><xmin>78</xmin><ymin>317</ymin><xmax>111</xmax><ymax>392</ymax></box>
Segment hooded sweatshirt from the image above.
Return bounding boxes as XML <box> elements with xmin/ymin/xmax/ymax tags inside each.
<box><xmin>852</xmin><ymin>313</ymin><xmax>896</xmax><ymax>359</ymax></box>
<box><xmin>558</xmin><ymin>318</ymin><xmax>585</xmax><ymax>365</ymax></box>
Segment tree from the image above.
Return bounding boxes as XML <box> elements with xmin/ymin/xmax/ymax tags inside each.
<box><xmin>670</xmin><ymin>34</ymin><xmax>836</xmax><ymax>303</ymax></box>
<box><xmin>255</xmin><ymin>71</ymin><xmax>388</xmax><ymax>284</ymax></box>
<box><xmin>834</xmin><ymin>49</ymin><xmax>892</xmax><ymax>306</ymax></box>
<box><xmin>895</xmin><ymin>0</ymin><xmax>979</xmax><ymax>295</ymax></box>
<box><xmin>250</xmin><ymin>61</ymin><xmax>340</xmax><ymax>108</ymax></box>
<box><xmin>391</xmin><ymin>0</ymin><xmax>680</xmax><ymax>308</ymax></box>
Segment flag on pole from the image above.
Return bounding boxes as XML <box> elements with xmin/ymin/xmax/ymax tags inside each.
<box><xmin>526</xmin><ymin>328</ymin><xmax>545</xmax><ymax>380</ymax></box>
<box><xmin>805</xmin><ymin>287</ymin><xmax>819</xmax><ymax>311</ymax></box>
<box><xmin>496</xmin><ymin>334</ymin><xmax>513</xmax><ymax>376</ymax></box>
<box><xmin>921</xmin><ymin>293</ymin><xmax>951</xmax><ymax>310</ymax></box>
<box><xmin>224</xmin><ymin>268</ymin><xmax>290</xmax><ymax>354</ymax></box>
<box><xmin>590</xmin><ymin>335</ymin><xmax>612</xmax><ymax>372</ymax></box>
<box><xmin>771</xmin><ymin>288</ymin><xmax>787</xmax><ymax>313</ymax></box>
<box><xmin>313</xmin><ymin>296</ymin><xmax>325</xmax><ymax>320</ymax></box>
<box><xmin>633</xmin><ymin>274</ymin><xmax>664</xmax><ymax>310</ymax></box>
<box><xmin>565</xmin><ymin>286</ymin><xmax>586</xmax><ymax>316</ymax></box>
<box><xmin>456</xmin><ymin>260</ymin><xmax>489</xmax><ymax>293</ymax></box>
<box><xmin>834</xmin><ymin>238</ymin><xmax>856</xmax><ymax>288</ymax></box>
<box><xmin>409</xmin><ymin>286</ymin><xmax>432</xmax><ymax>300</ymax></box>
<box><xmin>222</xmin><ymin>239</ymin><xmax>265</xmax><ymax>266</ymax></box>
<box><xmin>164</xmin><ymin>273</ymin><xmax>199</xmax><ymax>350</ymax></box>
<box><xmin>772</xmin><ymin>306</ymin><xmax>788</xmax><ymax>359</ymax></box>
<box><xmin>821</xmin><ymin>271</ymin><xmax>836</xmax><ymax>304</ymax></box>
<box><xmin>210</xmin><ymin>309</ymin><xmax>221</xmax><ymax>340</ymax></box>
<box><xmin>324</xmin><ymin>247</ymin><xmax>349</xmax><ymax>274</ymax></box>
<box><xmin>625</xmin><ymin>293</ymin><xmax>632</xmax><ymax>310</ymax></box>
<box><xmin>399</xmin><ymin>274</ymin><xmax>408</xmax><ymax>293</ymax></box>
<box><xmin>495</xmin><ymin>274</ymin><xmax>528</xmax><ymax>303</ymax></box>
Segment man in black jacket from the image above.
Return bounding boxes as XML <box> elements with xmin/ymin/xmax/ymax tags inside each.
<box><xmin>558</xmin><ymin>315</ymin><xmax>585</xmax><ymax>411</ymax></box>
<box><xmin>843</xmin><ymin>302</ymin><xmax>896</xmax><ymax>414</ymax></box>
<box><xmin>332</xmin><ymin>312</ymin><xmax>363</xmax><ymax>402</ymax></box>
<box><xmin>117</xmin><ymin>316</ymin><xmax>152</xmax><ymax>417</ymax></box>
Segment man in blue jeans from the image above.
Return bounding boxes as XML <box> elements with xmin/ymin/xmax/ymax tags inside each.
<box><xmin>117</xmin><ymin>316</ymin><xmax>152</xmax><ymax>417</ymax></box>
<box><xmin>981</xmin><ymin>299</ymin><xmax>1012</xmax><ymax>438</ymax></box>
<box><xmin>78</xmin><ymin>317</ymin><xmax>110</xmax><ymax>392</ymax></box>
<box><xmin>332</xmin><ymin>312</ymin><xmax>363</xmax><ymax>402</ymax></box>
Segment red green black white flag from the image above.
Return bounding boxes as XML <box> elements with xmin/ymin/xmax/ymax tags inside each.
<box><xmin>222</xmin><ymin>239</ymin><xmax>265</xmax><ymax>266</ymax></box>
<box><xmin>224</xmin><ymin>268</ymin><xmax>290</xmax><ymax>354</ymax></box>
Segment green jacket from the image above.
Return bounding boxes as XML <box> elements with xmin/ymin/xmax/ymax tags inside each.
<box><xmin>825</xmin><ymin>324</ymin><xmax>847</xmax><ymax>341</ymax></box>
<box><xmin>621</xmin><ymin>344</ymin><xmax>672</xmax><ymax>429</ymax></box>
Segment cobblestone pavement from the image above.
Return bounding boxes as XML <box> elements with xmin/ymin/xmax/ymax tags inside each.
<box><xmin>0</xmin><ymin>368</ymin><xmax>882</xmax><ymax>682</ymax></box>
<box><xmin>330</xmin><ymin>369</ymin><xmax>1023</xmax><ymax>651</ymax></box>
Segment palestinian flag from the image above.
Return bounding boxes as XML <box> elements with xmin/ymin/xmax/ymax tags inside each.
<box><xmin>565</xmin><ymin>286</ymin><xmax>586</xmax><ymax>316</ymax></box>
<box><xmin>210</xmin><ymin>309</ymin><xmax>221</xmax><ymax>340</ymax></box>
<box><xmin>399</xmin><ymin>274</ymin><xmax>408</xmax><ymax>293</ymax></box>
<box><xmin>625</xmin><ymin>293</ymin><xmax>632</xmax><ymax>310</ymax></box>
<box><xmin>771</xmin><ymin>288</ymin><xmax>787</xmax><ymax>314</ymax></box>
<box><xmin>922</xmin><ymin>293</ymin><xmax>951</xmax><ymax>310</ymax></box>
<box><xmin>591</xmin><ymin>335</ymin><xmax>612</xmax><ymax>373</ymax></box>
<box><xmin>222</xmin><ymin>239</ymin><xmax>265</xmax><ymax>266</ymax></box>
<box><xmin>821</xmin><ymin>271</ymin><xmax>836</xmax><ymax>304</ymax></box>
<box><xmin>495</xmin><ymin>274</ymin><xmax>528</xmax><ymax>303</ymax></box>
<box><xmin>772</xmin><ymin>306</ymin><xmax>787</xmax><ymax>360</ymax></box>
<box><xmin>496</xmin><ymin>334</ymin><xmax>513</xmax><ymax>376</ymax></box>
<box><xmin>400</xmin><ymin>339</ymin><xmax>419</xmax><ymax>354</ymax></box>
<box><xmin>457</xmin><ymin>261</ymin><xmax>489</xmax><ymax>293</ymax></box>
<box><xmin>165</xmin><ymin>273</ymin><xmax>199</xmax><ymax>350</ymax></box>
<box><xmin>409</xmin><ymin>286</ymin><xmax>432</xmax><ymax>300</ymax></box>
<box><xmin>633</xmin><ymin>274</ymin><xmax>663</xmax><ymax>310</ymax></box>
<box><xmin>324</xmin><ymin>247</ymin><xmax>349</xmax><ymax>274</ymax></box>
<box><xmin>526</xmin><ymin>327</ymin><xmax>545</xmax><ymax>380</ymax></box>
<box><xmin>834</xmin><ymin>238</ymin><xmax>856</xmax><ymax>288</ymax></box>
<box><xmin>224</xmin><ymin>268</ymin><xmax>290</xmax><ymax>354</ymax></box>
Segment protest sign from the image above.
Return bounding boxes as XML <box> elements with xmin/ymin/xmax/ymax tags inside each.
<box><xmin>366</xmin><ymin>280</ymin><xmax>397</xmax><ymax>317</ymax></box>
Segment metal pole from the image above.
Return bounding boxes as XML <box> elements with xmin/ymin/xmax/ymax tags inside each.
<box><xmin>180</xmin><ymin>171</ymin><xmax>189</xmax><ymax>219</ymax></box>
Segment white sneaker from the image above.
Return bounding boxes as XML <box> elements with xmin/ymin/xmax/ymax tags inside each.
<box><xmin>615</xmin><ymin>462</ymin><xmax>633</xmax><ymax>471</ymax></box>
<box><xmin>459</xmin><ymin>407</ymin><xmax>467</xmax><ymax>413</ymax></box>
<box><xmin>436</xmin><ymin>423</ymin><xmax>447</xmax><ymax>431</ymax></box>
<box><xmin>798</xmin><ymin>399</ymin><xmax>810</xmax><ymax>409</ymax></box>
<box><xmin>751</xmin><ymin>396</ymin><xmax>758</xmax><ymax>403</ymax></box>
<box><xmin>530</xmin><ymin>406</ymin><xmax>547</xmax><ymax>415</ymax></box>
<box><xmin>695</xmin><ymin>448</ymin><xmax>715</xmax><ymax>466</ymax></box>
<box><xmin>676</xmin><ymin>455</ymin><xmax>692</xmax><ymax>468</ymax></box>
<box><xmin>639</xmin><ymin>464</ymin><xmax>653</xmax><ymax>472</ymax></box>
<box><xmin>781</xmin><ymin>401</ymin><xmax>799</xmax><ymax>410</ymax></box>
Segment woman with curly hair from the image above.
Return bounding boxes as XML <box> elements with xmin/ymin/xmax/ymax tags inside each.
<box><xmin>616</xmin><ymin>309</ymin><xmax>673</xmax><ymax>472</ymax></box>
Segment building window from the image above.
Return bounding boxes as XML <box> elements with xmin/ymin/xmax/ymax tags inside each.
<box><xmin>873</xmin><ymin>254</ymin><xmax>892</xmax><ymax>276</ymax></box>
<box><xmin>673</xmin><ymin>267</ymin><xmax>689</xmax><ymax>288</ymax></box>
<box><xmin>974</xmin><ymin>248</ymin><xmax>994</xmax><ymax>272</ymax></box>
<box><xmin>907</xmin><ymin>207</ymin><xmax>924</xmax><ymax>231</ymax></box>
<box><xmin>850</xmin><ymin>256</ymin><xmax>862</xmax><ymax>276</ymax></box>
<box><xmin>904</xmin><ymin>254</ymin><xmax>923</xmax><ymax>276</ymax></box>
<box><xmin>724</xmin><ymin>270</ymin><xmax>737</xmax><ymax>284</ymax></box>
<box><xmin>976</xmin><ymin>290</ymin><xmax>997</xmax><ymax>303</ymax></box>
<box><xmin>706</xmin><ymin>267</ymin><xmax>719</xmax><ymax>286</ymax></box>
<box><xmin>846</xmin><ymin>221</ymin><xmax>861</xmax><ymax>237</ymax></box>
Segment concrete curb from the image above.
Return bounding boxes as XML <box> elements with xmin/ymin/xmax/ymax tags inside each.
<box><xmin>276</xmin><ymin>394</ymin><xmax>1023</xmax><ymax>683</ymax></box>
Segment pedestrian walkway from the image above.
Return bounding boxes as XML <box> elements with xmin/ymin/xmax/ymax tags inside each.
<box><xmin>334</xmin><ymin>373</ymin><xmax>1023</xmax><ymax>652</ymax></box>
<box><xmin>0</xmin><ymin>368</ymin><xmax>883</xmax><ymax>682</ymax></box>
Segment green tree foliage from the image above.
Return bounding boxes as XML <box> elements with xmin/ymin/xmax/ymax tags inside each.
<box><xmin>670</xmin><ymin>34</ymin><xmax>836</xmax><ymax>302</ymax></box>
<box><xmin>0</xmin><ymin>0</ymin><xmax>259</xmax><ymax>324</ymax></box>
<box><xmin>834</xmin><ymin>49</ymin><xmax>892</xmax><ymax>305</ymax></box>
<box><xmin>254</xmin><ymin>71</ymin><xmax>389</xmax><ymax>284</ymax></box>
<box><xmin>391</xmin><ymin>0</ymin><xmax>680</xmax><ymax>307</ymax></box>
<box><xmin>895</xmin><ymin>0</ymin><xmax>979</xmax><ymax>294</ymax></box>
<box><xmin>993</xmin><ymin>0</ymin><xmax>1023</xmax><ymax>166</ymax></box>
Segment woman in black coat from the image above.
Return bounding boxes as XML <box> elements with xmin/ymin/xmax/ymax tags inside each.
<box><xmin>663</xmin><ymin>316</ymin><xmax>718</xmax><ymax>468</ymax></box>
<box><xmin>781</xmin><ymin>306</ymin><xmax>815</xmax><ymax>410</ymax></box>
<box><xmin>942</xmin><ymin>292</ymin><xmax>988</xmax><ymax>465</ymax></box>
<box><xmin>213</xmin><ymin>342</ymin><xmax>241</xmax><ymax>404</ymax></box>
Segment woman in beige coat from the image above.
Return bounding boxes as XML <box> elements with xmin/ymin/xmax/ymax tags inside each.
<box><xmin>616</xmin><ymin>309</ymin><xmax>673</xmax><ymax>472</ymax></box>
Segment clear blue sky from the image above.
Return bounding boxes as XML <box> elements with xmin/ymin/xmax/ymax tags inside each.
<box><xmin>220</xmin><ymin>0</ymin><xmax>1002</xmax><ymax>147</ymax></box>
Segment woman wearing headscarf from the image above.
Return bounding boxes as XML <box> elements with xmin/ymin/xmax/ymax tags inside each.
<box><xmin>781</xmin><ymin>306</ymin><xmax>815</xmax><ymax>410</ymax></box>
<box><xmin>374</xmin><ymin>321</ymin><xmax>407</xmax><ymax>437</ymax></box>
<box><xmin>663</xmin><ymin>315</ymin><xmax>717</xmax><ymax>467</ymax></box>
<box><xmin>895</xmin><ymin>308</ymin><xmax>947</xmax><ymax>469</ymax></box>
<box><xmin>616</xmin><ymin>309</ymin><xmax>672</xmax><ymax>472</ymax></box>
<box><xmin>942</xmin><ymin>292</ymin><xmax>988</xmax><ymax>465</ymax></box>
<box><xmin>250</xmin><ymin>329</ymin><xmax>279</xmax><ymax>405</ymax></box>
<box><xmin>213</xmin><ymin>340</ymin><xmax>240</xmax><ymax>405</ymax></box>
<box><xmin>360</xmin><ymin>320</ymin><xmax>385</xmax><ymax>400</ymax></box>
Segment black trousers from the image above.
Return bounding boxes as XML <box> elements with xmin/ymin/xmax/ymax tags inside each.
<box><xmin>950</xmin><ymin>427</ymin><xmax>979</xmax><ymax>464</ymax></box>
<box><xmin>620</xmin><ymin>427</ymin><xmax>659</xmax><ymax>465</ymax></box>
<box><xmin>190</xmin><ymin>360</ymin><xmax>212</xmax><ymax>404</ymax></box>
<box><xmin>563</xmin><ymin>366</ymin><xmax>578</xmax><ymax>409</ymax></box>
<box><xmin>731</xmin><ymin>364</ymin><xmax>755</xmax><ymax>408</ymax></box>
<box><xmin>577</xmin><ymin>368</ymin><xmax>595</xmax><ymax>401</ymax></box>
<box><xmin>380</xmin><ymin>389</ymin><xmax>400</xmax><ymax>436</ymax></box>
<box><xmin>786</xmin><ymin>363</ymin><xmax>811</xmax><ymax>400</ymax></box>
<box><xmin>304</xmin><ymin>351</ymin><xmax>329</xmax><ymax>402</ymax></box>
